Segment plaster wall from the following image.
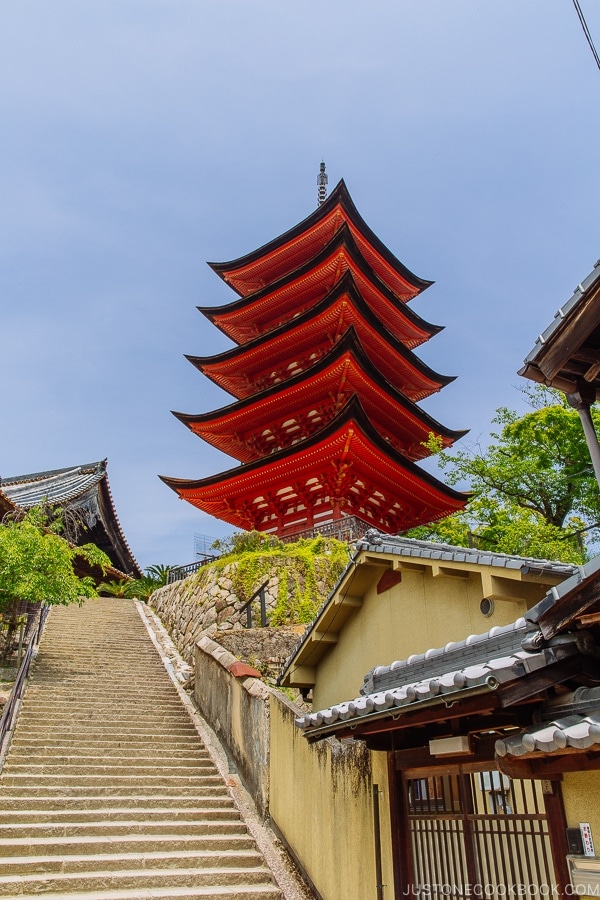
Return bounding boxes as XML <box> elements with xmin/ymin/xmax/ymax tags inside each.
<box><xmin>269</xmin><ymin>694</ymin><xmax>393</xmax><ymax>900</ymax></box>
<box><xmin>194</xmin><ymin>634</ymin><xmax>394</xmax><ymax>900</ymax></box>
<box><xmin>194</xmin><ymin>637</ymin><xmax>271</xmax><ymax>817</ymax></box>
<box><xmin>313</xmin><ymin>567</ymin><xmax>530</xmax><ymax>711</ymax></box>
<box><xmin>562</xmin><ymin>769</ymin><xmax>600</xmax><ymax>854</ymax></box>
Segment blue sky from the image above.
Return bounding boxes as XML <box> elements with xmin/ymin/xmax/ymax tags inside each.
<box><xmin>1</xmin><ymin>1</ymin><xmax>600</xmax><ymax>569</ymax></box>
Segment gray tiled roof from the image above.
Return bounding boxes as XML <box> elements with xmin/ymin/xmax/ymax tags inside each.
<box><xmin>356</xmin><ymin>530</ymin><xmax>578</xmax><ymax>579</ymax></box>
<box><xmin>2</xmin><ymin>461</ymin><xmax>106</xmax><ymax>508</ymax></box>
<box><xmin>278</xmin><ymin>530</ymin><xmax>578</xmax><ymax>686</ymax></box>
<box><xmin>296</xmin><ymin>628</ymin><xmax>581</xmax><ymax>740</ymax></box>
<box><xmin>495</xmin><ymin>686</ymin><xmax>600</xmax><ymax>757</ymax></box>
<box><xmin>496</xmin><ymin>714</ymin><xmax>600</xmax><ymax>757</ymax></box>
<box><xmin>522</xmin><ymin>258</ymin><xmax>600</xmax><ymax>367</ymax></box>
<box><xmin>360</xmin><ymin>617</ymin><xmax>530</xmax><ymax>696</ymax></box>
<box><xmin>1</xmin><ymin>460</ymin><xmax>141</xmax><ymax>578</ymax></box>
<box><xmin>525</xmin><ymin>552</ymin><xmax>600</xmax><ymax>626</ymax></box>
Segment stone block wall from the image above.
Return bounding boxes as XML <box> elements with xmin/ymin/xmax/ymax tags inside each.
<box><xmin>148</xmin><ymin>561</ymin><xmax>306</xmax><ymax>667</ymax></box>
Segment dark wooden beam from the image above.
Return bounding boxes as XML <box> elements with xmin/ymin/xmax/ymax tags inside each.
<box><xmin>319</xmin><ymin>692</ymin><xmax>501</xmax><ymax>743</ymax></box>
<box><xmin>538</xmin><ymin>287</ymin><xmax>600</xmax><ymax>381</ymax></box>
<box><xmin>538</xmin><ymin>578</ymin><xmax>600</xmax><ymax>638</ymax></box>
<box><xmin>498</xmin><ymin>655</ymin><xmax>593</xmax><ymax>706</ymax></box>
<box><xmin>496</xmin><ymin>748</ymin><xmax>600</xmax><ymax>779</ymax></box>
<box><xmin>390</xmin><ymin>735</ymin><xmax>498</xmax><ymax>771</ymax></box>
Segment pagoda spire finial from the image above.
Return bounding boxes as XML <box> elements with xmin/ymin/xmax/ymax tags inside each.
<box><xmin>317</xmin><ymin>160</ymin><xmax>328</xmax><ymax>207</ymax></box>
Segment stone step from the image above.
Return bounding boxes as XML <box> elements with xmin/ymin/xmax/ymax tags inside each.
<box><xmin>0</xmin><ymin>833</ymin><xmax>257</xmax><ymax>857</ymax></box>
<box><xmin>0</xmin><ymin>847</ymin><xmax>264</xmax><ymax>875</ymax></box>
<box><xmin>0</xmin><ymin>806</ymin><xmax>237</xmax><ymax>824</ymax></box>
<box><xmin>0</xmin><ymin>884</ymin><xmax>281</xmax><ymax>900</ymax></box>
<box><xmin>12</xmin><ymin>726</ymin><xmax>201</xmax><ymax>739</ymax></box>
<box><xmin>23</xmin><ymin>692</ymin><xmax>181</xmax><ymax>713</ymax></box>
<box><xmin>17</xmin><ymin>712</ymin><xmax>192</xmax><ymax>723</ymax></box>
<box><xmin>3</xmin><ymin>757</ymin><xmax>216</xmax><ymax>773</ymax></box>
<box><xmin>0</xmin><ymin>795</ymin><xmax>233</xmax><ymax>812</ymax></box>
<box><xmin>0</xmin><ymin>819</ymin><xmax>247</xmax><ymax>838</ymax></box>
<box><xmin>0</xmin><ymin>783</ymin><xmax>227</xmax><ymax>798</ymax></box>
<box><xmin>0</xmin><ymin>775</ymin><xmax>223</xmax><ymax>789</ymax></box>
<box><xmin>11</xmin><ymin>747</ymin><xmax>210</xmax><ymax>761</ymax></box>
<box><xmin>0</xmin><ymin>866</ymin><xmax>277</xmax><ymax>896</ymax></box>
<box><xmin>10</xmin><ymin>734</ymin><xmax>203</xmax><ymax>749</ymax></box>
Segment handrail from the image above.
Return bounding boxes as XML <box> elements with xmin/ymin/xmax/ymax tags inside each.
<box><xmin>167</xmin><ymin>556</ymin><xmax>218</xmax><ymax>584</ymax></box>
<box><xmin>0</xmin><ymin>604</ymin><xmax>50</xmax><ymax>770</ymax></box>
<box><xmin>239</xmin><ymin>580</ymin><xmax>270</xmax><ymax>628</ymax></box>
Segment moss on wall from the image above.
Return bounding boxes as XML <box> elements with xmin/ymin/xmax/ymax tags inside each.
<box><xmin>205</xmin><ymin>532</ymin><xmax>349</xmax><ymax>625</ymax></box>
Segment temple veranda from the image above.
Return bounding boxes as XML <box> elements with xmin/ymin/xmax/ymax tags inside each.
<box><xmin>0</xmin><ymin>597</ymin><xmax>288</xmax><ymax>899</ymax></box>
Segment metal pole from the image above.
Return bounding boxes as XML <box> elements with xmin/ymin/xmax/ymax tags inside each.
<box><xmin>576</xmin><ymin>404</ymin><xmax>600</xmax><ymax>487</ymax></box>
<box><xmin>16</xmin><ymin>620</ymin><xmax>25</xmax><ymax>669</ymax></box>
<box><xmin>260</xmin><ymin>587</ymin><xmax>267</xmax><ymax>628</ymax></box>
<box><xmin>373</xmin><ymin>783</ymin><xmax>385</xmax><ymax>900</ymax></box>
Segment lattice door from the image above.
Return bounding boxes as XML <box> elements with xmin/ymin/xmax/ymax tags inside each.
<box><xmin>403</xmin><ymin>768</ymin><xmax>556</xmax><ymax>900</ymax></box>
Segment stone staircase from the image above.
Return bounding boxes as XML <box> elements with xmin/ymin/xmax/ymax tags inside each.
<box><xmin>0</xmin><ymin>598</ymin><xmax>282</xmax><ymax>899</ymax></box>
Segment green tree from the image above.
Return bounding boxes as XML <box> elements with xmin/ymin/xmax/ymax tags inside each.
<box><xmin>409</xmin><ymin>388</ymin><xmax>599</xmax><ymax>563</ymax></box>
<box><xmin>0</xmin><ymin>507</ymin><xmax>110</xmax><ymax>658</ymax></box>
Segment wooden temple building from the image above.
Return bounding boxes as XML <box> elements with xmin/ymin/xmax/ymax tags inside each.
<box><xmin>1</xmin><ymin>460</ymin><xmax>141</xmax><ymax>578</ymax></box>
<box><xmin>162</xmin><ymin>179</ymin><xmax>467</xmax><ymax>539</ymax></box>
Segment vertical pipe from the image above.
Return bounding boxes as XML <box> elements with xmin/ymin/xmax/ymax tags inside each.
<box><xmin>576</xmin><ymin>404</ymin><xmax>600</xmax><ymax>487</ymax></box>
<box><xmin>373</xmin><ymin>784</ymin><xmax>385</xmax><ymax>900</ymax></box>
<box><xmin>16</xmin><ymin>620</ymin><xmax>25</xmax><ymax>669</ymax></box>
<box><xmin>260</xmin><ymin>586</ymin><xmax>267</xmax><ymax>628</ymax></box>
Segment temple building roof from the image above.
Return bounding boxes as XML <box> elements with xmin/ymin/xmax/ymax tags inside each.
<box><xmin>202</xmin><ymin>232</ymin><xmax>440</xmax><ymax>348</ymax></box>
<box><xmin>208</xmin><ymin>180</ymin><xmax>433</xmax><ymax>300</ymax></box>
<box><xmin>519</xmin><ymin>257</ymin><xmax>600</xmax><ymax>400</ymax></box>
<box><xmin>290</xmin><ymin>533</ymin><xmax>600</xmax><ymax>776</ymax></box>
<box><xmin>161</xmin><ymin>398</ymin><xmax>466</xmax><ymax>536</ymax></box>
<box><xmin>175</xmin><ymin>333</ymin><xmax>467</xmax><ymax>463</ymax></box>
<box><xmin>2</xmin><ymin>460</ymin><xmax>141</xmax><ymax>578</ymax></box>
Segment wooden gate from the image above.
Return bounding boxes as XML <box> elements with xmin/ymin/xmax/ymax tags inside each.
<box><xmin>402</xmin><ymin>766</ymin><xmax>558</xmax><ymax>900</ymax></box>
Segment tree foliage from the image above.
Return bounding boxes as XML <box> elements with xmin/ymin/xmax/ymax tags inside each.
<box><xmin>410</xmin><ymin>388</ymin><xmax>600</xmax><ymax>563</ymax></box>
<box><xmin>0</xmin><ymin>506</ymin><xmax>110</xmax><ymax>655</ymax></box>
<box><xmin>99</xmin><ymin>565</ymin><xmax>174</xmax><ymax>601</ymax></box>
<box><xmin>204</xmin><ymin>531</ymin><xmax>349</xmax><ymax>625</ymax></box>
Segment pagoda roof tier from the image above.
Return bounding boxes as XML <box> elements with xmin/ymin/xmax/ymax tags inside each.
<box><xmin>160</xmin><ymin>397</ymin><xmax>467</xmax><ymax>537</ymax></box>
<box><xmin>208</xmin><ymin>180</ymin><xmax>432</xmax><ymax>300</ymax></box>
<box><xmin>201</xmin><ymin>226</ymin><xmax>441</xmax><ymax>349</ymax></box>
<box><xmin>188</xmin><ymin>287</ymin><xmax>454</xmax><ymax>402</ymax></box>
<box><xmin>175</xmin><ymin>333</ymin><xmax>467</xmax><ymax>463</ymax></box>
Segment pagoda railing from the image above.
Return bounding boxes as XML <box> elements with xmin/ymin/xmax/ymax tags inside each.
<box><xmin>279</xmin><ymin>515</ymin><xmax>372</xmax><ymax>544</ymax></box>
<box><xmin>167</xmin><ymin>556</ymin><xmax>218</xmax><ymax>584</ymax></box>
<box><xmin>167</xmin><ymin>516</ymin><xmax>371</xmax><ymax>586</ymax></box>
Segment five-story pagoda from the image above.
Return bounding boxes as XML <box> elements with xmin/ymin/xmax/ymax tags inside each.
<box><xmin>161</xmin><ymin>177</ymin><xmax>467</xmax><ymax>539</ymax></box>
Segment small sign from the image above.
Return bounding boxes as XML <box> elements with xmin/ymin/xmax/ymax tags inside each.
<box><xmin>581</xmin><ymin>823</ymin><xmax>595</xmax><ymax>858</ymax></box>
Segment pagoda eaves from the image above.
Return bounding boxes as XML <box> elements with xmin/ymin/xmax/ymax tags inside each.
<box><xmin>161</xmin><ymin>398</ymin><xmax>466</xmax><ymax>537</ymax></box>
<box><xmin>188</xmin><ymin>307</ymin><xmax>454</xmax><ymax>403</ymax></box>
<box><xmin>165</xmin><ymin>178</ymin><xmax>467</xmax><ymax>538</ymax></box>
<box><xmin>208</xmin><ymin>180</ymin><xmax>433</xmax><ymax>301</ymax></box>
<box><xmin>201</xmin><ymin>229</ymin><xmax>440</xmax><ymax>348</ymax></box>
<box><xmin>174</xmin><ymin>333</ymin><xmax>467</xmax><ymax>464</ymax></box>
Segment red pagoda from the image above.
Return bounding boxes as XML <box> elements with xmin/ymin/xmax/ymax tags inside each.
<box><xmin>161</xmin><ymin>178</ymin><xmax>467</xmax><ymax>538</ymax></box>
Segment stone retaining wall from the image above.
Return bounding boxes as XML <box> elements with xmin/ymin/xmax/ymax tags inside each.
<box><xmin>148</xmin><ymin>561</ymin><xmax>306</xmax><ymax>667</ymax></box>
